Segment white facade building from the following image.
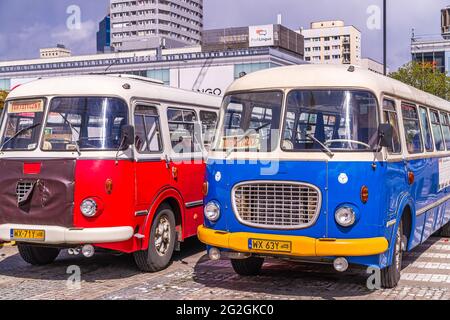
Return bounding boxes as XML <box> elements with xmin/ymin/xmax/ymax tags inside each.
<box><xmin>360</xmin><ymin>58</ymin><xmax>386</xmax><ymax>75</ymax></box>
<box><xmin>0</xmin><ymin>46</ymin><xmax>304</xmax><ymax>96</ymax></box>
<box><xmin>299</xmin><ymin>20</ymin><xmax>361</xmax><ymax>65</ymax></box>
<box><xmin>110</xmin><ymin>0</ymin><xmax>203</xmax><ymax>51</ymax></box>
<box><xmin>39</xmin><ymin>45</ymin><xmax>72</xmax><ymax>59</ymax></box>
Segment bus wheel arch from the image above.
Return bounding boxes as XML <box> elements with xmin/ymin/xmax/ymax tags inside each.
<box><xmin>400</xmin><ymin>205</ymin><xmax>413</xmax><ymax>251</ymax></box>
<box><xmin>380</xmin><ymin>200</ymin><xmax>414</xmax><ymax>288</ymax></box>
<box><xmin>141</xmin><ymin>190</ymin><xmax>185</xmax><ymax>250</ymax></box>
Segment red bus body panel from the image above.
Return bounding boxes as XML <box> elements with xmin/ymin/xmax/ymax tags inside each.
<box><xmin>73</xmin><ymin>159</ymin><xmax>205</xmax><ymax>253</ymax></box>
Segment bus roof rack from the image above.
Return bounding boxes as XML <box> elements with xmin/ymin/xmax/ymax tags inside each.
<box><xmin>112</xmin><ymin>74</ymin><xmax>165</xmax><ymax>85</ymax></box>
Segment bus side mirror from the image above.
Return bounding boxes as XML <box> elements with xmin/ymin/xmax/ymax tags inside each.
<box><xmin>121</xmin><ymin>125</ymin><xmax>135</xmax><ymax>149</ymax></box>
<box><xmin>378</xmin><ymin>123</ymin><xmax>393</xmax><ymax>149</ymax></box>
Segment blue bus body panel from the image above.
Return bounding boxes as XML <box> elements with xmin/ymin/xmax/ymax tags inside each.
<box><xmin>205</xmin><ymin>156</ymin><xmax>450</xmax><ymax>268</ymax></box>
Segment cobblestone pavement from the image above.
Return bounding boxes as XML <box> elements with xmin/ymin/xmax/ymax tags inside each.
<box><xmin>0</xmin><ymin>236</ymin><xmax>449</xmax><ymax>300</ymax></box>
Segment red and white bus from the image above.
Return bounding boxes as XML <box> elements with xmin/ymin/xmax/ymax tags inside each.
<box><xmin>0</xmin><ymin>75</ymin><xmax>221</xmax><ymax>272</ymax></box>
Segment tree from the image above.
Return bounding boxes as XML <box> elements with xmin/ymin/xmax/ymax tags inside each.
<box><xmin>389</xmin><ymin>61</ymin><xmax>450</xmax><ymax>101</ymax></box>
<box><xmin>0</xmin><ymin>90</ymin><xmax>8</xmax><ymax>110</ymax></box>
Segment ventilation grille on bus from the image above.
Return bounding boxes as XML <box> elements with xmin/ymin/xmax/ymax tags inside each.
<box><xmin>232</xmin><ymin>181</ymin><xmax>321</xmax><ymax>229</ymax></box>
<box><xmin>16</xmin><ymin>181</ymin><xmax>35</xmax><ymax>204</ymax></box>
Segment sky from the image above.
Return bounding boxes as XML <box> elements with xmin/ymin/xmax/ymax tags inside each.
<box><xmin>0</xmin><ymin>0</ymin><xmax>448</xmax><ymax>71</ymax></box>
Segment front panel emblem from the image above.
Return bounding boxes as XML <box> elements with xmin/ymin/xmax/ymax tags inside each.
<box><xmin>338</xmin><ymin>173</ymin><xmax>349</xmax><ymax>185</ymax></box>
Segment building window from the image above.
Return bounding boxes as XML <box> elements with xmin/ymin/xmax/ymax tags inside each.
<box><xmin>234</xmin><ymin>63</ymin><xmax>272</xmax><ymax>79</ymax></box>
<box><xmin>147</xmin><ymin>69</ymin><xmax>170</xmax><ymax>85</ymax></box>
<box><xmin>0</xmin><ymin>79</ymin><xmax>10</xmax><ymax>90</ymax></box>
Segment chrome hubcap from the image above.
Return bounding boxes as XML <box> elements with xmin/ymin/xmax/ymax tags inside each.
<box><xmin>154</xmin><ymin>216</ymin><xmax>171</xmax><ymax>256</ymax></box>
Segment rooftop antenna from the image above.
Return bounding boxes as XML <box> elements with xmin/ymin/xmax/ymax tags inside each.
<box><xmin>277</xmin><ymin>14</ymin><xmax>282</xmax><ymax>25</ymax></box>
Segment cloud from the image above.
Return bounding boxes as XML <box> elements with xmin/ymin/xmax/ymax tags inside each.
<box><xmin>51</xmin><ymin>20</ymin><xmax>97</xmax><ymax>43</ymax></box>
<box><xmin>50</xmin><ymin>20</ymin><xmax>98</xmax><ymax>50</ymax></box>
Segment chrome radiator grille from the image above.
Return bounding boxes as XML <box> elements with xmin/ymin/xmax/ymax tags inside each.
<box><xmin>232</xmin><ymin>181</ymin><xmax>321</xmax><ymax>229</ymax></box>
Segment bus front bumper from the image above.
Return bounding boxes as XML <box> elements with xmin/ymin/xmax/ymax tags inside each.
<box><xmin>198</xmin><ymin>226</ymin><xmax>389</xmax><ymax>257</ymax></box>
<box><xmin>0</xmin><ymin>224</ymin><xmax>134</xmax><ymax>245</ymax></box>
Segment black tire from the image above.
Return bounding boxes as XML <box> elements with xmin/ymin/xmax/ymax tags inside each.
<box><xmin>17</xmin><ymin>244</ymin><xmax>60</xmax><ymax>265</ymax></box>
<box><xmin>440</xmin><ymin>222</ymin><xmax>450</xmax><ymax>237</ymax></box>
<box><xmin>231</xmin><ymin>257</ymin><xmax>264</xmax><ymax>276</ymax></box>
<box><xmin>381</xmin><ymin>221</ymin><xmax>403</xmax><ymax>288</ymax></box>
<box><xmin>133</xmin><ymin>204</ymin><xmax>176</xmax><ymax>272</ymax></box>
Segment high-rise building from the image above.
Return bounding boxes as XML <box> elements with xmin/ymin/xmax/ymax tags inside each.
<box><xmin>442</xmin><ymin>6</ymin><xmax>450</xmax><ymax>39</ymax></box>
<box><xmin>299</xmin><ymin>20</ymin><xmax>361</xmax><ymax>65</ymax></box>
<box><xmin>110</xmin><ymin>0</ymin><xmax>203</xmax><ymax>51</ymax></box>
<box><xmin>412</xmin><ymin>7</ymin><xmax>450</xmax><ymax>75</ymax></box>
<box><xmin>97</xmin><ymin>15</ymin><xmax>112</xmax><ymax>53</ymax></box>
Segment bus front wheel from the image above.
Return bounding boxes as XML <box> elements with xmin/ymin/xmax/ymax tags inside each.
<box><xmin>231</xmin><ymin>257</ymin><xmax>264</xmax><ymax>276</ymax></box>
<box><xmin>381</xmin><ymin>221</ymin><xmax>403</xmax><ymax>288</ymax></box>
<box><xmin>133</xmin><ymin>204</ymin><xmax>176</xmax><ymax>272</ymax></box>
<box><xmin>17</xmin><ymin>244</ymin><xmax>60</xmax><ymax>265</ymax></box>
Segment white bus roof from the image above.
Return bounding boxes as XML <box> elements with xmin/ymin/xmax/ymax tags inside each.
<box><xmin>7</xmin><ymin>74</ymin><xmax>221</xmax><ymax>109</ymax></box>
<box><xmin>227</xmin><ymin>64</ymin><xmax>450</xmax><ymax>111</ymax></box>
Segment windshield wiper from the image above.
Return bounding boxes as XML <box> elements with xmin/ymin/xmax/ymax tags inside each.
<box><xmin>304</xmin><ymin>132</ymin><xmax>334</xmax><ymax>158</ymax></box>
<box><xmin>225</xmin><ymin>122</ymin><xmax>271</xmax><ymax>158</ymax></box>
<box><xmin>0</xmin><ymin>123</ymin><xmax>41</xmax><ymax>152</ymax></box>
<box><xmin>58</xmin><ymin>113</ymin><xmax>81</xmax><ymax>156</ymax></box>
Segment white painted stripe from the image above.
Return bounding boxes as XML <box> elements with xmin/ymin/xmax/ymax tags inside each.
<box><xmin>407</xmin><ymin>261</ymin><xmax>450</xmax><ymax>270</ymax></box>
<box><xmin>401</xmin><ymin>273</ymin><xmax>450</xmax><ymax>283</ymax></box>
<box><xmin>404</xmin><ymin>252</ymin><xmax>450</xmax><ymax>259</ymax></box>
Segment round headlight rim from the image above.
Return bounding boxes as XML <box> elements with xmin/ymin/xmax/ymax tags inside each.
<box><xmin>335</xmin><ymin>206</ymin><xmax>357</xmax><ymax>227</ymax></box>
<box><xmin>80</xmin><ymin>198</ymin><xmax>98</xmax><ymax>218</ymax></box>
<box><xmin>204</xmin><ymin>201</ymin><xmax>221</xmax><ymax>223</ymax></box>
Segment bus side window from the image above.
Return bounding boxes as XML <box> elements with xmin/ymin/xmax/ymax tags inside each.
<box><xmin>199</xmin><ymin>111</ymin><xmax>218</xmax><ymax>151</ymax></box>
<box><xmin>168</xmin><ymin>108</ymin><xmax>202</xmax><ymax>154</ymax></box>
<box><xmin>134</xmin><ymin>105</ymin><xmax>163</xmax><ymax>153</ymax></box>
<box><xmin>440</xmin><ymin>112</ymin><xmax>450</xmax><ymax>150</ymax></box>
<box><xmin>382</xmin><ymin>99</ymin><xmax>401</xmax><ymax>154</ymax></box>
<box><xmin>419</xmin><ymin>106</ymin><xmax>434</xmax><ymax>152</ymax></box>
<box><xmin>401</xmin><ymin>103</ymin><xmax>423</xmax><ymax>154</ymax></box>
<box><xmin>430</xmin><ymin>110</ymin><xmax>445</xmax><ymax>151</ymax></box>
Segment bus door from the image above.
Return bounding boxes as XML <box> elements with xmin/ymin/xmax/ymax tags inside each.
<box><xmin>400</xmin><ymin>103</ymin><xmax>433</xmax><ymax>244</ymax></box>
<box><xmin>134</xmin><ymin>104</ymin><xmax>171</xmax><ymax>211</ymax></box>
<box><xmin>167</xmin><ymin>107</ymin><xmax>206</xmax><ymax>237</ymax></box>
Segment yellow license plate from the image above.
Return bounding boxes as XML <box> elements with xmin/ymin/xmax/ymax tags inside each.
<box><xmin>11</xmin><ymin>229</ymin><xmax>45</xmax><ymax>241</ymax></box>
<box><xmin>248</xmin><ymin>238</ymin><xmax>292</xmax><ymax>253</ymax></box>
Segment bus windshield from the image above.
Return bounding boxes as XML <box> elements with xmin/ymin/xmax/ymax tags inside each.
<box><xmin>1</xmin><ymin>99</ymin><xmax>46</xmax><ymax>151</ymax></box>
<box><xmin>214</xmin><ymin>91</ymin><xmax>283</xmax><ymax>152</ymax></box>
<box><xmin>282</xmin><ymin>90</ymin><xmax>379</xmax><ymax>152</ymax></box>
<box><xmin>42</xmin><ymin>97</ymin><xmax>129</xmax><ymax>152</ymax></box>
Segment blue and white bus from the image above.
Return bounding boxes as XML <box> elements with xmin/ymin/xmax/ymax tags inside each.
<box><xmin>198</xmin><ymin>64</ymin><xmax>450</xmax><ymax>288</ymax></box>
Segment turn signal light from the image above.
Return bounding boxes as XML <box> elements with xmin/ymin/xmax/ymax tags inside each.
<box><xmin>408</xmin><ymin>171</ymin><xmax>415</xmax><ymax>185</ymax></box>
<box><xmin>202</xmin><ymin>182</ymin><xmax>209</xmax><ymax>196</ymax></box>
<box><xmin>360</xmin><ymin>186</ymin><xmax>369</xmax><ymax>204</ymax></box>
<box><xmin>172</xmin><ymin>167</ymin><xmax>178</xmax><ymax>180</ymax></box>
<box><xmin>105</xmin><ymin>179</ymin><xmax>113</xmax><ymax>195</ymax></box>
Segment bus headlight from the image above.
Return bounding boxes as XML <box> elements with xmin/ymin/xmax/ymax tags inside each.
<box><xmin>204</xmin><ymin>201</ymin><xmax>220</xmax><ymax>222</ymax></box>
<box><xmin>335</xmin><ymin>206</ymin><xmax>356</xmax><ymax>227</ymax></box>
<box><xmin>80</xmin><ymin>198</ymin><xmax>98</xmax><ymax>217</ymax></box>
